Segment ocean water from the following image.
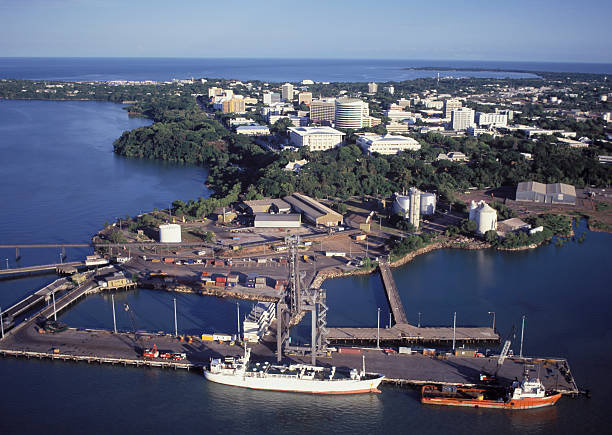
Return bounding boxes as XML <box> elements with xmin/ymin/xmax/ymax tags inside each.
<box><xmin>0</xmin><ymin>98</ymin><xmax>611</xmax><ymax>433</ymax></box>
<box><xmin>4</xmin><ymin>57</ymin><xmax>611</xmax><ymax>83</ymax></box>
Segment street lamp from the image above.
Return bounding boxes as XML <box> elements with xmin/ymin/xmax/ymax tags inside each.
<box><xmin>5</xmin><ymin>258</ymin><xmax>9</xmax><ymax>269</ymax></box>
<box><xmin>376</xmin><ymin>308</ymin><xmax>381</xmax><ymax>349</ymax></box>
<box><xmin>418</xmin><ymin>312</ymin><xmax>421</xmax><ymax>328</ymax></box>
<box><xmin>488</xmin><ymin>311</ymin><xmax>496</xmax><ymax>332</ymax></box>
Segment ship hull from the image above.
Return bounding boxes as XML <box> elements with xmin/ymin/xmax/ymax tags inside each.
<box><xmin>422</xmin><ymin>391</ymin><xmax>562</xmax><ymax>410</ymax></box>
<box><xmin>204</xmin><ymin>370</ymin><xmax>384</xmax><ymax>394</ymax></box>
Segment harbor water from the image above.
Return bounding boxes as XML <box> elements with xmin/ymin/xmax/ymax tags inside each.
<box><xmin>0</xmin><ymin>99</ymin><xmax>611</xmax><ymax>433</ymax></box>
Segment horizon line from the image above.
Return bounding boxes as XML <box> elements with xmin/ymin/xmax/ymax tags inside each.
<box><xmin>1</xmin><ymin>56</ymin><xmax>611</xmax><ymax>65</ymax></box>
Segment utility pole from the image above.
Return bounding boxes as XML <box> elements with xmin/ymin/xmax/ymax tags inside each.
<box><xmin>519</xmin><ymin>315</ymin><xmax>525</xmax><ymax>358</ymax></box>
<box><xmin>452</xmin><ymin>312</ymin><xmax>456</xmax><ymax>351</ymax></box>
<box><xmin>376</xmin><ymin>307</ymin><xmax>381</xmax><ymax>349</ymax></box>
<box><xmin>1</xmin><ymin>306</ymin><xmax>4</xmax><ymax>339</ymax></box>
<box><xmin>488</xmin><ymin>311</ymin><xmax>496</xmax><ymax>332</ymax></box>
<box><xmin>388</xmin><ymin>312</ymin><xmax>392</xmax><ymax>329</ymax></box>
<box><xmin>5</xmin><ymin>258</ymin><xmax>8</xmax><ymax>269</ymax></box>
<box><xmin>418</xmin><ymin>312</ymin><xmax>421</xmax><ymax>328</ymax></box>
<box><xmin>173</xmin><ymin>298</ymin><xmax>178</xmax><ymax>337</ymax></box>
<box><xmin>111</xmin><ymin>294</ymin><xmax>117</xmax><ymax>333</ymax></box>
<box><xmin>52</xmin><ymin>291</ymin><xmax>57</xmax><ymax>321</ymax></box>
<box><xmin>236</xmin><ymin>302</ymin><xmax>241</xmax><ymax>341</ymax></box>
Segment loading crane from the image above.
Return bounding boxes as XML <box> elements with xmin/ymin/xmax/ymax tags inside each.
<box><xmin>480</xmin><ymin>325</ymin><xmax>516</xmax><ymax>383</ymax></box>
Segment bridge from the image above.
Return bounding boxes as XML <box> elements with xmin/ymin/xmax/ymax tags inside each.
<box><xmin>0</xmin><ymin>262</ymin><xmax>83</xmax><ymax>278</ymax></box>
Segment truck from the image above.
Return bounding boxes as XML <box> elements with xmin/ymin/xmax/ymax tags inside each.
<box><xmin>143</xmin><ymin>344</ymin><xmax>159</xmax><ymax>359</ymax></box>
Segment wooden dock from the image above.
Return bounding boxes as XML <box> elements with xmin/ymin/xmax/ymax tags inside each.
<box><xmin>379</xmin><ymin>261</ymin><xmax>408</xmax><ymax>324</ymax></box>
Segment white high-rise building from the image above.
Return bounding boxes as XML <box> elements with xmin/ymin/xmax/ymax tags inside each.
<box><xmin>368</xmin><ymin>82</ymin><xmax>378</xmax><ymax>93</ymax></box>
<box><xmin>263</xmin><ymin>92</ymin><xmax>281</xmax><ymax>105</ymax></box>
<box><xmin>335</xmin><ymin>98</ymin><xmax>369</xmax><ymax>129</ymax></box>
<box><xmin>451</xmin><ymin>108</ymin><xmax>475</xmax><ymax>130</ymax></box>
<box><xmin>443</xmin><ymin>99</ymin><xmax>462</xmax><ymax>119</ymax></box>
<box><xmin>281</xmin><ymin>83</ymin><xmax>294</xmax><ymax>101</ymax></box>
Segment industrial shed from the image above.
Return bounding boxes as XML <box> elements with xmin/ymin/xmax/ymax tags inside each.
<box><xmin>283</xmin><ymin>193</ymin><xmax>343</xmax><ymax>227</ymax></box>
<box><xmin>243</xmin><ymin>198</ymin><xmax>292</xmax><ymax>215</ymax></box>
<box><xmin>516</xmin><ymin>181</ymin><xmax>576</xmax><ymax>205</ymax></box>
<box><xmin>254</xmin><ymin>213</ymin><xmax>301</xmax><ymax>228</ymax></box>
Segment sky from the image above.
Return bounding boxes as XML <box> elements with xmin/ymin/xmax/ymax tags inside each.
<box><xmin>0</xmin><ymin>0</ymin><xmax>610</xmax><ymax>62</ymax></box>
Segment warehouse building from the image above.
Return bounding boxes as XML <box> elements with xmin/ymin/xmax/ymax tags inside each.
<box><xmin>283</xmin><ymin>193</ymin><xmax>343</xmax><ymax>227</ymax></box>
<box><xmin>243</xmin><ymin>198</ymin><xmax>291</xmax><ymax>215</ymax></box>
<box><xmin>254</xmin><ymin>214</ymin><xmax>301</xmax><ymax>228</ymax></box>
<box><xmin>516</xmin><ymin>181</ymin><xmax>576</xmax><ymax>205</ymax></box>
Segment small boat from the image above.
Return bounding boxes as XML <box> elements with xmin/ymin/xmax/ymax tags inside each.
<box><xmin>421</xmin><ymin>375</ymin><xmax>562</xmax><ymax>410</ymax></box>
<box><xmin>204</xmin><ymin>347</ymin><xmax>384</xmax><ymax>395</ymax></box>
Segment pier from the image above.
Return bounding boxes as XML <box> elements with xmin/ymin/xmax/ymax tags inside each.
<box><xmin>0</xmin><ymin>326</ymin><xmax>579</xmax><ymax>396</ymax></box>
<box><xmin>379</xmin><ymin>260</ymin><xmax>408</xmax><ymax>324</ymax></box>
<box><xmin>0</xmin><ymin>278</ymin><xmax>70</xmax><ymax>319</ymax></box>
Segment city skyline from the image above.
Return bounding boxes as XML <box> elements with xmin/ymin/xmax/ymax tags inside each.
<box><xmin>1</xmin><ymin>0</ymin><xmax>610</xmax><ymax>62</ymax></box>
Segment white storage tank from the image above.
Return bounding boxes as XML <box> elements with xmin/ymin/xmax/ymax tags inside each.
<box><xmin>393</xmin><ymin>193</ymin><xmax>410</xmax><ymax>216</ymax></box>
<box><xmin>475</xmin><ymin>203</ymin><xmax>497</xmax><ymax>235</ymax></box>
<box><xmin>420</xmin><ymin>192</ymin><xmax>436</xmax><ymax>215</ymax></box>
<box><xmin>159</xmin><ymin>224</ymin><xmax>182</xmax><ymax>243</ymax></box>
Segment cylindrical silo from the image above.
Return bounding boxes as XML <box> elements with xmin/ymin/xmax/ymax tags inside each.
<box><xmin>159</xmin><ymin>224</ymin><xmax>182</xmax><ymax>243</ymax></box>
<box><xmin>393</xmin><ymin>193</ymin><xmax>410</xmax><ymax>216</ymax></box>
<box><xmin>420</xmin><ymin>192</ymin><xmax>436</xmax><ymax>215</ymax></box>
<box><xmin>476</xmin><ymin>203</ymin><xmax>497</xmax><ymax>235</ymax></box>
<box><xmin>469</xmin><ymin>200</ymin><xmax>478</xmax><ymax>221</ymax></box>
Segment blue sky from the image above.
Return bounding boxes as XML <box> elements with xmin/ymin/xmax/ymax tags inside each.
<box><xmin>0</xmin><ymin>0</ymin><xmax>610</xmax><ymax>62</ymax></box>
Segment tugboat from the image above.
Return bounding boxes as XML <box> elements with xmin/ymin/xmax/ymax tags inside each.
<box><xmin>204</xmin><ymin>347</ymin><xmax>385</xmax><ymax>394</ymax></box>
<box><xmin>421</xmin><ymin>374</ymin><xmax>562</xmax><ymax>409</ymax></box>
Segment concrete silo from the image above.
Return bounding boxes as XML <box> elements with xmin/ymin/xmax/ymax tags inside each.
<box><xmin>408</xmin><ymin>187</ymin><xmax>421</xmax><ymax>229</ymax></box>
<box><xmin>420</xmin><ymin>192</ymin><xmax>436</xmax><ymax>215</ymax></box>
<box><xmin>473</xmin><ymin>202</ymin><xmax>497</xmax><ymax>235</ymax></box>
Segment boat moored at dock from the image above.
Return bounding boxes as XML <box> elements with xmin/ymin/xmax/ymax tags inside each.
<box><xmin>204</xmin><ymin>348</ymin><xmax>384</xmax><ymax>394</ymax></box>
<box><xmin>421</xmin><ymin>375</ymin><xmax>562</xmax><ymax>410</ymax></box>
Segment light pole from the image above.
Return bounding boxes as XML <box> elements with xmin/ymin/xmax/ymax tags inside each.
<box><xmin>488</xmin><ymin>311</ymin><xmax>496</xmax><ymax>332</ymax></box>
<box><xmin>52</xmin><ymin>291</ymin><xmax>57</xmax><ymax>321</ymax></box>
<box><xmin>376</xmin><ymin>308</ymin><xmax>381</xmax><ymax>349</ymax></box>
<box><xmin>5</xmin><ymin>258</ymin><xmax>8</xmax><ymax>269</ymax></box>
<box><xmin>59</xmin><ymin>252</ymin><xmax>63</xmax><ymax>264</ymax></box>
<box><xmin>1</xmin><ymin>306</ymin><xmax>4</xmax><ymax>339</ymax></box>
<box><xmin>111</xmin><ymin>294</ymin><xmax>117</xmax><ymax>334</ymax></box>
<box><xmin>418</xmin><ymin>312</ymin><xmax>421</xmax><ymax>328</ymax></box>
<box><xmin>236</xmin><ymin>302</ymin><xmax>241</xmax><ymax>341</ymax></box>
<box><xmin>388</xmin><ymin>312</ymin><xmax>392</xmax><ymax>329</ymax></box>
<box><xmin>452</xmin><ymin>312</ymin><xmax>456</xmax><ymax>351</ymax></box>
<box><xmin>519</xmin><ymin>315</ymin><xmax>525</xmax><ymax>358</ymax></box>
<box><xmin>173</xmin><ymin>298</ymin><xmax>178</xmax><ymax>337</ymax></box>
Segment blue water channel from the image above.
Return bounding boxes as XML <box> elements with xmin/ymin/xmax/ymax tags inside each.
<box><xmin>0</xmin><ymin>99</ymin><xmax>611</xmax><ymax>433</ymax></box>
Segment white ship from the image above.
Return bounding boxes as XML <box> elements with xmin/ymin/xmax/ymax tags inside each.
<box><xmin>204</xmin><ymin>348</ymin><xmax>384</xmax><ymax>394</ymax></box>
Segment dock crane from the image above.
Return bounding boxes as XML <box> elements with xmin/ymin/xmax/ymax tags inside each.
<box><xmin>480</xmin><ymin>326</ymin><xmax>516</xmax><ymax>384</ymax></box>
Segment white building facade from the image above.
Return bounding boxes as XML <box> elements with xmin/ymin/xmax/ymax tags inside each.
<box><xmin>335</xmin><ymin>98</ymin><xmax>369</xmax><ymax>129</ymax></box>
<box><xmin>288</xmin><ymin>126</ymin><xmax>345</xmax><ymax>151</ymax></box>
<box><xmin>356</xmin><ymin>133</ymin><xmax>421</xmax><ymax>155</ymax></box>
<box><xmin>451</xmin><ymin>108</ymin><xmax>475</xmax><ymax>130</ymax></box>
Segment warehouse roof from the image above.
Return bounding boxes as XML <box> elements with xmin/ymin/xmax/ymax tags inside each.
<box><xmin>254</xmin><ymin>213</ymin><xmax>301</xmax><ymax>222</ymax></box>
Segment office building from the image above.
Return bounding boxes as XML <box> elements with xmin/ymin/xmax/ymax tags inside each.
<box><xmin>335</xmin><ymin>98</ymin><xmax>369</xmax><ymax>129</ymax></box>
<box><xmin>288</xmin><ymin>126</ymin><xmax>345</xmax><ymax>151</ymax></box>
<box><xmin>309</xmin><ymin>98</ymin><xmax>336</xmax><ymax>123</ymax></box>
<box><xmin>443</xmin><ymin>99</ymin><xmax>462</xmax><ymax>119</ymax></box>
<box><xmin>356</xmin><ymin>133</ymin><xmax>421</xmax><ymax>155</ymax></box>
<box><xmin>450</xmin><ymin>108</ymin><xmax>475</xmax><ymax>130</ymax></box>
<box><xmin>298</xmin><ymin>92</ymin><xmax>312</xmax><ymax>105</ymax></box>
<box><xmin>368</xmin><ymin>82</ymin><xmax>378</xmax><ymax>93</ymax></box>
<box><xmin>475</xmin><ymin>112</ymin><xmax>508</xmax><ymax>128</ymax></box>
<box><xmin>281</xmin><ymin>83</ymin><xmax>294</xmax><ymax>101</ymax></box>
<box><xmin>263</xmin><ymin>92</ymin><xmax>280</xmax><ymax>105</ymax></box>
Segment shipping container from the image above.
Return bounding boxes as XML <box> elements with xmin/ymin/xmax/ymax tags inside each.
<box><xmin>399</xmin><ymin>347</ymin><xmax>412</xmax><ymax>354</ymax></box>
<box><xmin>257</xmin><ymin>258</ymin><xmax>267</xmax><ymax>264</ymax></box>
<box><xmin>423</xmin><ymin>348</ymin><xmax>436</xmax><ymax>356</ymax></box>
<box><xmin>455</xmin><ymin>348</ymin><xmax>477</xmax><ymax>357</ymax></box>
<box><xmin>254</xmin><ymin>283</ymin><xmax>266</xmax><ymax>289</ymax></box>
<box><xmin>201</xmin><ymin>334</ymin><xmax>214</xmax><ymax>341</ymax></box>
<box><xmin>201</xmin><ymin>272</ymin><xmax>209</xmax><ymax>277</ymax></box>
<box><xmin>213</xmin><ymin>334</ymin><xmax>233</xmax><ymax>342</ymax></box>
<box><xmin>255</xmin><ymin>276</ymin><xmax>266</xmax><ymax>284</ymax></box>
<box><xmin>338</xmin><ymin>347</ymin><xmax>362</xmax><ymax>355</ymax></box>
<box><xmin>353</xmin><ymin>234</ymin><xmax>367</xmax><ymax>241</ymax></box>
<box><xmin>163</xmin><ymin>257</ymin><xmax>175</xmax><ymax>263</ymax></box>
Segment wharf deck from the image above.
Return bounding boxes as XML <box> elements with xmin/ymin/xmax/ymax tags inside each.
<box><xmin>328</xmin><ymin>324</ymin><xmax>499</xmax><ymax>345</ymax></box>
<box><xmin>0</xmin><ymin>327</ymin><xmax>579</xmax><ymax>396</ymax></box>
<box><xmin>378</xmin><ymin>261</ymin><xmax>408</xmax><ymax>324</ymax></box>
<box><xmin>0</xmin><ymin>278</ymin><xmax>69</xmax><ymax>319</ymax></box>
